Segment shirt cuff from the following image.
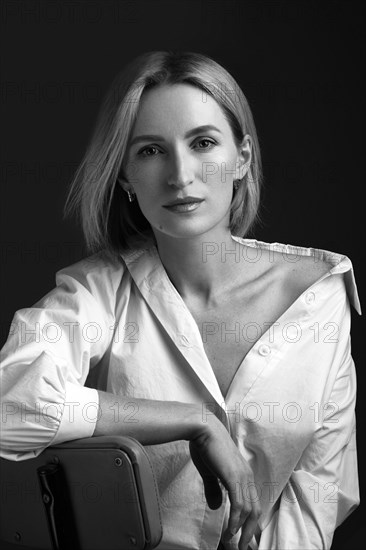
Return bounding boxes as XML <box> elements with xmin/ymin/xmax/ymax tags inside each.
<box><xmin>51</xmin><ymin>382</ymin><xmax>99</xmax><ymax>445</ymax></box>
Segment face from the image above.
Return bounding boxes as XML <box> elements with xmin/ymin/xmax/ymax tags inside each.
<box><xmin>119</xmin><ymin>83</ymin><xmax>251</xmax><ymax>241</ymax></box>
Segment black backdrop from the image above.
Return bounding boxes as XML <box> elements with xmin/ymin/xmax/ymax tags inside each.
<box><xmin>1</xmin><ymin>1</ymin><xmax>364</xmax><ymax>547</ymax></box>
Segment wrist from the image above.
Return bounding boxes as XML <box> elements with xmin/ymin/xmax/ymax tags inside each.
<box><xmin>189</xmin><ymin>404</ymin><xmax>222</xmax><ymax>442</ymax></box>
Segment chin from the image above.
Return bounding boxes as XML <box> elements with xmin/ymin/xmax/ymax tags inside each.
<box><xmin>152</xmin><ymin>219</ymin><xmax>226</xmax><ymax>241</ymax></box>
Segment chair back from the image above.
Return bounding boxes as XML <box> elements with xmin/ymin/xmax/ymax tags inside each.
<box><xmin>0</xmin><ymin>436</ymin><xmax>163</xmax><ymax>550</ymax></box>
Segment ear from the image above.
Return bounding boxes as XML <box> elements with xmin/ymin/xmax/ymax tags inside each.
<box><xmin>117</xmin><ymin>175</ymin><xmax>134</xmax><ymax>194</ymax></box>
<box><xmin>235</xmin><ymin>134</ymin><xmax>252</xmax><ymax>180</ymax></box>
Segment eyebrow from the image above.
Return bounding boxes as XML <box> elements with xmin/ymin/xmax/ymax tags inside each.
<box><xmin>129</xmin><ymin>125</ymin><xmax>222</xmax><ymax>147</ymax></box>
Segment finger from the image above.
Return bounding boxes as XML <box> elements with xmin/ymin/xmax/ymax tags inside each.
<box><xmin>189</xmin><ymin>441</ymin><xmax>223</xmax><ymax>509</ymax></box>
<box><xmin>238</xmin><ymin>511</ymin><xmax>259</xmax><ymax>550</ymax></box>
<box><xmin>223</xmin><ymin>491</ymin><xmax>249</xmax><ymax>542</ymax></box>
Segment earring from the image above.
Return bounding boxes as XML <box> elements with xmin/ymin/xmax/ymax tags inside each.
<box><xmin>234</xmin><ymin>179</ymin><xmax>241</xmax><ymax>190</ymax></box>
<box><xmin>126</xmin><ymin>189</ymin><xmax>136</xmax><ymax>202</ymax></box>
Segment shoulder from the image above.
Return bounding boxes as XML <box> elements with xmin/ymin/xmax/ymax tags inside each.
<box><xmin>232</xmin><ymin>236</ymin><xmax>361</xmax><ymax>314</ymax></box>
<box><xmin>271</xmin><ymin>248</ymin><xmax>332</xmax><ymax>309</ymax></box>
<box><xmin>280</xmin><ymin>251</ymin><xmax>332</xmax><ymax>293</ymax></box>
<box><xmin>54</xmin><ymin>248</ymin><xmax>127</xmax><ymax>303</ymax></box>
<box><xmin>235</xmin><ymin>236</ymin><xmax>332</xmax><ymax>280</ymax></box>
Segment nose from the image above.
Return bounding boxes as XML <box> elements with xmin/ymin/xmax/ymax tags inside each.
<box><xmin>166</xmin><ymin>148</ymin><xmax>194</xmax><ymax>189</ymax></box>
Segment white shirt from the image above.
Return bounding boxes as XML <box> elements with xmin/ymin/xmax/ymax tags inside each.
<box><xmin>0</xmin><ymin>236</ymin><xmax>361</xmax><ymax>550</ymax></box>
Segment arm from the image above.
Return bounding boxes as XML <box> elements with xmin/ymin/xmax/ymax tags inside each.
<box><xmin>94</xmin><ymin>390</ymin><xmax>261</xmax><ymax>547</ymax></box>
<box><xmin>0</xmin><ymin>261</ymin><xmax>113</xmax><ymax>459</ymax></box>
<box><xmin>0</xmin><ymin>259</ymin><xmax>260</xmax><ymax>547</ymax></box>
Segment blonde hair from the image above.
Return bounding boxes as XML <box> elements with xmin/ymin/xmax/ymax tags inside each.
<box><xmin>63</xmin><ymin>51</ymin><xmax>263</xmax><ymax>256</ymax></box>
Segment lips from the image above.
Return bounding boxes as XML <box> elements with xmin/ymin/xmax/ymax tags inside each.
<box><xmin>163</xmin><ymin>196</ymin><xmax>204</xmax><ymax>207</ymax></box>
<box><xmin>162</xmin><ymin>197</ymin><xmax>204</xmax><ymax>214</ymax></box>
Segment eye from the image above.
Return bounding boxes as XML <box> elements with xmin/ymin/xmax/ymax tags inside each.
<box><xmin>194</xmin><ymin>138</ymin><xmax>217</xmax><ymax>151</ymax></box>
<box><xmin>137</xmin><ymin>145</ymin><xmax>161</xmax><ymax>157</ymax></box>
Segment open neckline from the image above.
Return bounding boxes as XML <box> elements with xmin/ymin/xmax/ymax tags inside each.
<box><xmin>149</xmin><ymin>237</ymin><xmax>338</xmax><ymax>401</ymax></box>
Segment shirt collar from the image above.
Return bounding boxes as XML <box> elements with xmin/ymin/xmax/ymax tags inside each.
<box><xmin>233</xmin><ymin>237</ymin><xmax>361</xmax><ymax>315</ymax></box>
<box><xmin>120</xmin><ymin>234</ymin><xmax>225</xmax><ymax>404</ymax></box>
<box><xmin>120</xmin><ymin>235</ymin><xmax>361</xmax><ymax>315</ymax></box>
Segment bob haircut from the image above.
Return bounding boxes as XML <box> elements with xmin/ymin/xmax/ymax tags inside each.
<box><xmin>63</xmin><ymin>50</ymin><xmax>263</xmax><ymax>257</ymax></box>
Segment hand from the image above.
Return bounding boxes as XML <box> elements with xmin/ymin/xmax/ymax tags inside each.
<box><xmin>189</xmin><ymin>417</ymin><xmax>261</xmax><ymax>550</ymax></box>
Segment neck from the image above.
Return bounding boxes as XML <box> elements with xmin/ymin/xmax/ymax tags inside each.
<box><xmin>152</xmin><ymin>226</ymin><xmax>243</xmax><ymax>307</ymax></box>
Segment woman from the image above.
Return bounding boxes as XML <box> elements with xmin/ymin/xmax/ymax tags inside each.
<box><xmin>0</xmin><ymin>51</ymin><xmax>361</xmax><ymax>549</ymax></box>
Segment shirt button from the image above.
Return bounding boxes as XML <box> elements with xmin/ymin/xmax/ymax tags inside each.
<box><xmin>305</xmin><ymin>291</ymin><xmax>316</xmax><ymax>304</ymax></box>
<box><xmin>258</xmin><ymin>344</ymin><xmax>271</xmax><ymax>356</ymax></box>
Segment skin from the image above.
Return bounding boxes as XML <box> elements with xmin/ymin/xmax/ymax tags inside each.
<box><xmin>113</xmin><ymin>83</ymin><xmax>260</xmax><ymax>548</ymax></box>
<box><xmin>119</xmin><ymin>83</ymin><xmax>252</xmax><ymax>306</ymax></box>
<box><xmin>100</xmin><ymin>83</ymin><xmax>331</xmax><ymax>548</ymax></box>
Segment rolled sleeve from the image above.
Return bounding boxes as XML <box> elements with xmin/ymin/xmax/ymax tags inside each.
<box><xmin>0</xmin><ymin>255</ymin><xmax>117</xmax><ymax>461</ymax></box>
<box><xmin>51</xmin><ymin>381</ymin><xmax>99</xmax><ymax>447</ymax></box>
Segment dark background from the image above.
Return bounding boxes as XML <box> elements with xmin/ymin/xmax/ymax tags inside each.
<box><xmin>1</xmin><ymin>0</ymin><xmax>364</xmax><ymax>547</ymax></box>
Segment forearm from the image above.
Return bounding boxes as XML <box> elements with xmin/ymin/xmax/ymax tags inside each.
<box><xmin>93</xmin><ymin>389</ymin><xmax>212</xmax><ymax>445</ymax></box>
<box><xmin>94</xmin><ymin>390</ymin><xmax>261</xmax><ymax>542</ymax></box>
